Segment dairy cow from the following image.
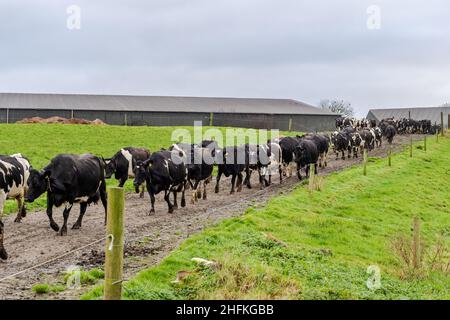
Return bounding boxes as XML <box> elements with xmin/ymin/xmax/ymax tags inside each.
<box><xmin>105</xmin><ymin>147</ymin><xmax>151</xmax><ymax>197</ymax></box>
<box><xmin>0</xmin><ymin>154</ymin><xmax>31</xmax><ymax>260</ymax></box>
<box><xmin>134</xmin><ymin>150</ymin><xmax>187</xmax><ymax>214</ymax></box>
<box><xmin>25</xmin><ymin>154</ymin><xmax>107</xmax><ymax>236</ymax></box>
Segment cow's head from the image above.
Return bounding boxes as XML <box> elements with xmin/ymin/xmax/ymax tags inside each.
<box><xmin>133</xmin><ymin>159</ymin><xmax>150</xmax><ymax>193</ymax></box>
<box><xmin>0</xmin><ymin>220</ymin><xmax>7</xmax><ymax>260</ymax></box>
<box><xmin>104</xmin><ymin>158</ymin><xmax>115</xmax><ymax>179</ymax></box>
<box><xmin>25</xmin><ymin>169</ymin><xmax>50</xmax><ymax>203</ymax></box>
<box><xmin>293</xmin><ymin>142</ymin><xmax>306</xmax><ymax>161</ymax></box>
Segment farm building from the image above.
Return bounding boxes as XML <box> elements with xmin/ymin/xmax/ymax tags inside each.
<box><xmin>367</xmin><ymin>106</ymin><xmax>450</xmax><ymax>129</ymax></box>
<box><xmin>0</xmin><ymin>92</ymin><xmax>339</xmax><ymax>132</ymax></box>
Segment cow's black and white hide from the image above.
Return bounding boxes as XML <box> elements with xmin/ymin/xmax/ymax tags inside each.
<box><xmin>214</xmin><ymin>146</ymin><xmax>247</xmax><ymax>194</ymax></box>
<box><xmin>300</xmin><ymin>134</ymin><xmax>329</xmax><ymax>168</ymax></box>
<box><xmin>0</xmin><ymin>219</ymin><xmax>6</xmax><ymax>260</ymax></box>
<box><xmin>25</xmin><ymin>154</ymin><xmax>107</xmax><ymax>236</ymax></box>
<box><xmin>343</xmin><ymin>118</ymin><xmax>354</xmax><ymax>128</ymax></box>
<box><xmin>105</xmin><ymin>147</ymin><xmax>151</xmax><ymax>198</ymax></box>
<box><xmin>188</xmin><ymin>147</ymin><xmax>214</xmax><ymax>203</ymax></box>
<box><xmin>293</xmin><ymin>139</ymin><xmax>319</xmax><ymax>180</ymax></box>
<box><xmin>0</xmin><ymin>154</ymin><xmax>31</xmax><ymax>224</ymax></box>
<box><xmin>360</xmin><ymin>129</ymin><xmax>375</xmax><ymax>151</ymax></box>
<box><xmin>257</xmin><ymin>142</ymin><xmax>283</xmax><ymax>188</ymax></box>
<box><xmin>383</xmin><ymin>125</ymin><xmax>397</xmax><ymax>144</ymax></box>
<box><xmin>350</xmin><ymin>132</ymin><xmax>364</xmax><ymax>158</ymax></box>
<box><xmin>134</xmin><ymin>150</ymin><xmax>187</xmax><ymax>214</ymax></box>
<box><xmin>373</xmin><ymin>127</ymin><xmax>383</xmax><ymax>148</ymax></box>
<box><xmin>331</xmin><ymin>132</ymin><xmax>351</xmax><ymax>160</ymax></box>
<box><xmin>278</xmin><ymin>136</ymin><xmax>300</xmax><ymax>177</ymax></box>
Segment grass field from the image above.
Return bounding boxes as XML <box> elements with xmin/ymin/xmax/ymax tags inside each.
<box><xmin>82</xmin><ymin>135</ymin><xmax>450</xmax><ymax>300</ymax></box>
<box><xmin>0</xmin><ymin>124</ymin><xmax>299</xmax><ymax>214</ymax></box>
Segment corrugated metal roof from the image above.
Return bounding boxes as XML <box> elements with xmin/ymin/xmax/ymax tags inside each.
<box><xmin>367</xmin><ymin>106</ymin><xmax>450</xmax><ymax>126</ymax></box>
<box><xmin>0</xmin><ymin>92</ymin><xmax>337</xmax><ymax>116</ymax></box>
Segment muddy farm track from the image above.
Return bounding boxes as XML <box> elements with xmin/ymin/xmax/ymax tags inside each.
<box><xmin>0</xmin><ymin>135</ymin><xmax>424</xmax><ymax>300</ymax></box>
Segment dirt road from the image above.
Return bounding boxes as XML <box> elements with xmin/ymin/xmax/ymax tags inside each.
<box><xmin>0</xmin><ymin>135</ymin><xmax>425</xmax><ymax>299</ymax></box>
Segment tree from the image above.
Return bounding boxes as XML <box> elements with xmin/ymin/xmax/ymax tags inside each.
<box><xmin>319</xmin><ymin>99</ymin><xmax>354</xmax><ymax>117</ymax></box>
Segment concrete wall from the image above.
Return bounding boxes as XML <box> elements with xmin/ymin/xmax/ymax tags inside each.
<box><xmin>0</xmin><ymin>108</ymin><xmax>338</xmax><ymax>132</ymax></box>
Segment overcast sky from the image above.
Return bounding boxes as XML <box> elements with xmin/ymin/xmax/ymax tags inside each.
<box><xmin>0</xmin><ymin>0</ymin><xmax>449</xmax><ymax>116</ymax></box>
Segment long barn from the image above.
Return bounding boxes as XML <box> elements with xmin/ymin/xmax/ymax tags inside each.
<box><xmin>367</xmin><ymin>106</ymin><xmax>450</xmax><ymax>129</ymax></box>
<box><xmin>0</xmin><ymin>92</ymin><xmax>338</xmax><ymax>132</ymax></box>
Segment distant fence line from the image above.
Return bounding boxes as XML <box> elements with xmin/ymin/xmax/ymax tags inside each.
<box><xmin>0</xmin><ymin>108</ymin><xmax>338</xmax><ymax>132</ymax></box>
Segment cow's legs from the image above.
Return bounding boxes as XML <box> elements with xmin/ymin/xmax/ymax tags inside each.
<box><xmin>165</xmin><ymin>190</ymin><xmax>174</xmax><ymax>213</ymax></box>
<box><xmin>202</xmin><ymin>179</ymin><xmax>208</xmax><ymax>200</ymax></box>
<box><xmin>297</xmin><ymin>163</ymin><xmax>302</xmax><ymax>180</ymax></box>
<box><xmin>46</xmin><ymin>196</ymin><xmax>59</xmax><ymax>232</ymax></box>
<box><xmin>118</xmin><ymin>177</ymin><xmax>127</xmax><ymax>188</ymax></box>
<box><xmin>214</xmin><ymin>170</ymin><xmax>222</xmax><ymax>193</ymax></box>
<box><xmin>279</xmin><ymin>165</ymin><xmax>283</xmax><ymax>184</ymax></box>
<box><xmin>72</xmin><ymin>202</ymin><xmax>87</xmax><ymax>230</ymax></box>
<box><xmin>236</xmin><ymin>172</ymin><xmax>243</xmax><ymax>192</ymax></box>
<box><xmin>59</xmin><ymin>204</ymin><xmax>73</xmax><ymax>236</ymax></box>
<box><xmin>258</xmin><ymin>169</ymin><xmax>265</xmax><ymax>190</ymax></box>
<box><xmin>181</xmin><ymin>182</ymin><xmax>186</xmax><ymax>207</ymax></box>
<box><xmin>100</xmin><ymin>181</ymin><xmax>108</xmax><ymax>225</ymax></box>
<box><xmin>149</xmin><ymin>191</ymin><xmax>156</xmax><ymax>214</ymax></box>
<box><xmin>191</xmin><ymin>180</ymin><xmax>200</xmax><ymax>204</ymax></box>
<box><xmin>244</xmin><ymin>167</ymin><xmax>252</xmax><ymax>189</ymax></box>
<box><xmin>230</xmin><ymin>174</ymin><xmax>237</xmax><ymax>194</ymax></box>
<box><xmin>14</xmin><ymin>194</ymin><xmax>26</xmax><ymax>223</ymax></box>
<box><xmin>172</xmin><ymin>190</ymin><xmax>178</xmax><ymax>209</ymax></box>
<box><xmin>139</xmin><ymin>184</ymin><xmax>145</xmax><ymax>198</ymax></box>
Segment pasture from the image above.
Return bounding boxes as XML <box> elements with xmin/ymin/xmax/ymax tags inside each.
<box><xmin>0</xmin><ymin>123</ymin><xmax>448</xmax><ymax>300</ymax></box>
<box><xmin>79</xmin><ymin>134</ymin><xmax>449</xmax><ymax>300</ymax></box>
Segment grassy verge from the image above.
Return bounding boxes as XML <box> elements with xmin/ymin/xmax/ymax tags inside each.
<box><xmin>0</xmin><ymin>124</ymin><xmax>299</xmax><ymax>214</ymax></box>
<box><xmin>83</xmin><ymin>135</ymin><xmax>450</xmax><ymax>300</ymax></box>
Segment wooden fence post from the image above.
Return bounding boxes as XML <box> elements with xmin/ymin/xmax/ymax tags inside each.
<box><xmin>209</xmin><ymin>112</ymin><xmax>214</xmax><ymax>127</ymax></box>
<box><xmin>424</xmin><ymin>136</ymin><xmax>427</xmax><ymax>152</ymax></box>
<box><xmin>288</xmin><ymin>118</ymin><xmax>293</xmax><ymax>132</ymax></box>
<box><xmin>363</xmin><ymin>149</ymin><xmax>368</xmax><ymax>176</ymax></box>
<box><xmin>104</xmin><ymin>187</ymin><xmax>125</xmax><ymax>300</ymax></box>
<box><xmin>309</xmin><ymin>163</ymin><xmax>315</xmax><ymax>190</ymax></box>
<box><xmin>410</xmin><ymin>136</ymin><xmax>413</xmax><ymax>158</ymax></box>
<box><xmin>388</xmin><ymin>144</ymin><xmax>392</xmax><ymax>167</ymax></box>
<box><xmin>441</xmin><ymin>111</ymin><xmax>445</xmax><ymax>137</ymax></box>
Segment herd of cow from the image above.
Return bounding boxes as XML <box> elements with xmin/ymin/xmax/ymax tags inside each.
<box><xmin>0</xmin><ymin>117</ymin><xmax>431</xmax><ymax>261</ymax></box>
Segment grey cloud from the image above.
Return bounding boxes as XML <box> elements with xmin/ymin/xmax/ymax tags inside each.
<box><xmin>0</xmin><ymin>0</ymin><xmax>449</xmax><ymax>117</ymax></box>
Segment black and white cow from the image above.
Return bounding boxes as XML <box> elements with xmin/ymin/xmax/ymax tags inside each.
<box><xmin>257</xmin><ymin>142</ymin><xmax>283</xmax><ymax>188</ymax></box>
<box><xmin>0</xmin><ymin>154</ymin><xmax>31</xmax><ymax>223</ymax></box>
<box><xmin>373</xmin><ymin>127</ymin><xmax>383</xmax><ymax>147</ymax></box>
<box><xmin>0</xmin><ymin>154</ymin><xmax>31</xmax><ymax>260</ymax></box>
<box><xmin>383</xmin><ymin>125</ymin><xmax>397</xmax><ymax>144</ymax></box>
<box><xmin>360</xmin><ymin>129</ymin><xmax>375</xmax><ymax>151</ymax></box>
<box><xmin>214</xmin><ymin>146</ymin><xmax>247</xmax><ymax>194</ymax></box>
<box><xmin>105</xmin><ymin>147</ymin><xmax>151</xmax><ymax>197</ymax></box>
<box><xmin>331</xmin><ymin>132</ymin><xmax>351</xmax><ymax>160</ymax></box>
<box><xmin>24</xmin><ymin>154</ymin><xmax>107</xmax><ymax>236</ymax></box>
<box><xmin>279</xmin><ymin>136</ymin><xmax>299</xmax><ymax>177</ymax></box>
<box><xmin>350</xmin><ymin>132</ymin><xmax>363</xmax><ymax>158</ymax></box>
<box><xmin>293</xmin><ymin>139</ymin><xmax>319</xmax><ymax>180</ymax></box>
<box><xmin>301</xmin><ymin>134</ymin><xmax>329</xmax><ymax>168</ymax></box>
<box><xmin>0</xmin><ymin>219</ymin><xmax>6</xmax><ymax>260</ymax></box>
<box><xmin>170</xmin><ymin>143</ymin><xmax>214</xmax><ymax>203</ymax></box>
<box><xmin>133</xmin><ymin>150</ymin><xmax>187</xmax><ymax>214</ymax></box>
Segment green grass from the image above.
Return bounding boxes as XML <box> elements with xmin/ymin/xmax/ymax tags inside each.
<box><xmin>82</xmin><ymin>135</ymin><xmax>450</xmax><ymax>300</ymax></box>
<box><xmin>0</xmin><ymin>124</ymin><xmax>299</xmax><ymax>214</ymax></box>
<box><xmin>32</xmin><ymin>283</ymin><xmax>65</xmax><ymax>295</ymax></box>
